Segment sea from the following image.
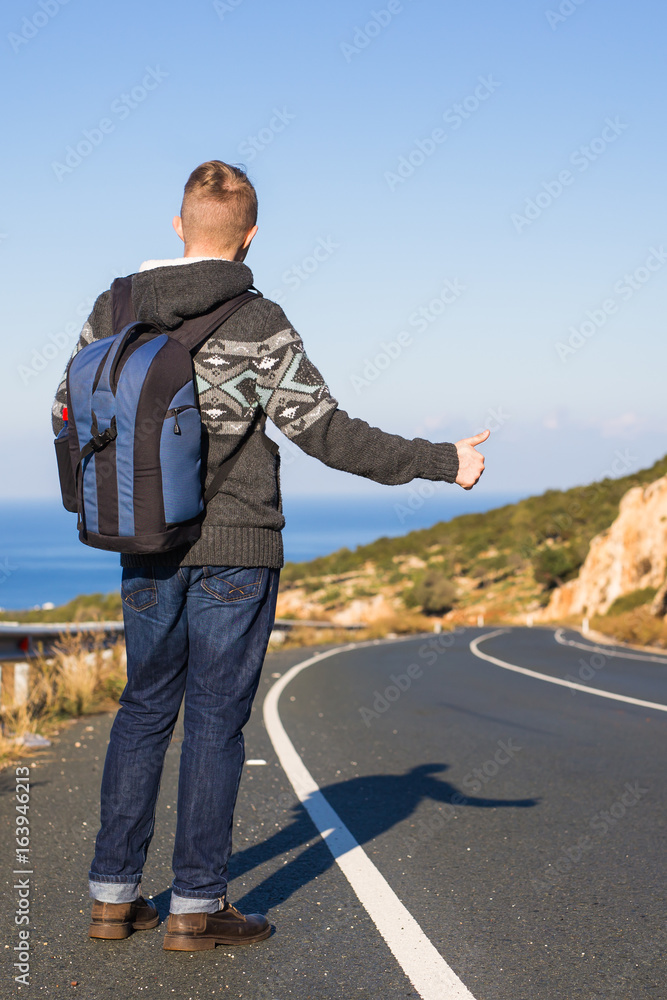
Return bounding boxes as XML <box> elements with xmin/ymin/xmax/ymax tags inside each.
<box><xmin>0</xmin><ymin>493</ymin><xmax>520</xmax><ymax>611</ymax></box>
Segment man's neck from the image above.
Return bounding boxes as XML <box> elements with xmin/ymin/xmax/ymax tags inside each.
<box><xmin>183</xmin><ymin>249</ymin><xmax>231</xmax><ymax>260</ymax></box>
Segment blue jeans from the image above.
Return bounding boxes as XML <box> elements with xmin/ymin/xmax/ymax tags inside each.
<box><xmin>89</xmin><ymin>564</ymin><xmax>279</xmax><ymax>914</ymax></box>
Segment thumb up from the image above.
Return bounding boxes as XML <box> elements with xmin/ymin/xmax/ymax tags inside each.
<box><xmin>454</xmin><ymin>429</ymin><xmax>490</xmax><ymax>490</ymax></box>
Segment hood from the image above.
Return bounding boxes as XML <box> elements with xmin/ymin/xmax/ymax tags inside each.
<box><xmin>129</xmin><ymin>259</ymin><xmax>254</xmax><ymax>330</ymax></box>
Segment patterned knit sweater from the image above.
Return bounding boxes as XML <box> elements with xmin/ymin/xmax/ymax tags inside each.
<box><xmin>52</xmin><ymin>259</ymin><xmax>459</xmax><ymax>568</ymax></box>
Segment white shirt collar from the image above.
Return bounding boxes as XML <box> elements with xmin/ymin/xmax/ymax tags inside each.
<box><xmin>138</xmin><ymin>255</ymin><xmax>229</xmax><ymax>272</ymax></box>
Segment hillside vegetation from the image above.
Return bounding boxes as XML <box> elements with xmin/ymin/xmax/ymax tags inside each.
<box><xmin>0</xmin><ymin>591</ymin><xmax>123</xmax><ymax>624</ymax></box>
<box><xmin>279</xmin><ymin>455</ymin><xmax>667</xmax><ymax>623</ymax></box>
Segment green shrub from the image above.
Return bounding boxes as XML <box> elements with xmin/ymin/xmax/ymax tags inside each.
<box><xmin>321</xmin><ymin>586</ymin><xmax>342</xmax><ymax>607</ymax></box>
<box><xmin>606</xmin><ymin>587</ymin><xmax>657</xmax><ymax>616</ymax></box>
<box><xmin>470</xmin><ymin>553</ymin><xmax>510</xmax><ymax>579</ymax></box>
<box><xmin>533</xmin><ymin>544</ymin><xmax>586</xmax><ymax>588</ymax></box>
<box><xmin>405</xmin><ymin>571</ymin><xmax>457</xmax><ymax>614</ymax></box>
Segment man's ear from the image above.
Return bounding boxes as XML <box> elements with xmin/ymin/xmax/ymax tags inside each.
<box><xmin>173</xmin><ymin>215</ymin><xmax>185</xmax><ymax>243</ymax></box>
<box><xmin>234</xmin><ymin>225</ymin><xmax>258</xmax><ymax>262</ymax></box>
<box><xmin>243</xmin><ymin>225</ymin><xmax>258</xmax><ymax>250</ymax></box>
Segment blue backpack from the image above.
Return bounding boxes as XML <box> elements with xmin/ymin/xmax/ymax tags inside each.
<box><xmin>55</xmin><ymin>275</ymin><xmax>260</xmax><ymax>553</ymax></box>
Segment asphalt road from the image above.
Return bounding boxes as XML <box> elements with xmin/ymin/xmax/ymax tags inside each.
<box><xmin>1</xmin><ymin>626</ymin><xmax>666</xmax><ymax>999</ymax></box>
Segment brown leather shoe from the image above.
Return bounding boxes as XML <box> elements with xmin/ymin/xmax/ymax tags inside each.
<box><xmin>88</xmin><ymin>896</ymin><xmax>159</xmax><ymax>940</ymax></box>
<box><xmin>162</xmin><ymin>902</ymin><xmax>271</xmax><ymax>950</ymax></box>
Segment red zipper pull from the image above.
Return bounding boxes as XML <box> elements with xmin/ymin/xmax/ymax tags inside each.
<box><xmin>63</xmin><ymin>406</ymin><xmax>68</xmax><ymax>422</ymax></box>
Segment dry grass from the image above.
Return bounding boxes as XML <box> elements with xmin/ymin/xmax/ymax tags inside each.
<box><xmin>356</xmin><ymin>609</ymin><xmax>433</xmax><ymax>638</ymax></box>
<box><xmin>0</xmin><ymin>633</ymin><xmax>127</xmax><ymax>769</ymax></box>
<box><xmin>0</xmin><ymin>700</ymin><xmax>41</xmax><ymax>771</ymax></box>
<box><xmin>277</xmin><ymin>627</ymin><xmax>353</xmax><ymax>650</ymax></box>
<box><xmin>591</xmin><ymin>607</ymin><xmax>667</xmax><ymax>649</ymax></box>
<box><xmin>275</xmin><ymin>609</ymin><xmax>436</xmax><ymax>649</ymax></box>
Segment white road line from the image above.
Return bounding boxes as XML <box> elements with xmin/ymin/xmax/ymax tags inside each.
<box><xmin>554</xmin><ymin>627</ymin><xmax>667</xmax><ymax>664</ymax></box>
<box><xmin>470</xmin><ymin>630</ymin><xmax>667</xmax><ymax>713</ymax></box>
<box><xmin>263</xmin><ymin>638</ymin><xmax>478</xmax><ymax>1000</ymax></box>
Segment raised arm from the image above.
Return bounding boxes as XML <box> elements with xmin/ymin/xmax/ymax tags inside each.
<box><xmin>255</xmin><ymin>306</ymin><xmax>487</xmax><ymax>489</ymax></box>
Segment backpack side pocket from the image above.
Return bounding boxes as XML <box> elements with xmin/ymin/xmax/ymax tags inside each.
<box><xmin>55</xmin><ymin>425</ymin><xmax>78</xmax><ymax>513</ymax></box>
<box><xmin>160</xmin><ymin>385</ymin><xmax>204</xmax><ymax>526</ymax></box>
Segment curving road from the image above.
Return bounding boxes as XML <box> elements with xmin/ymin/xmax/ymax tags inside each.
<box><xmin>1</xmin><ymin>626</ymin><xmax>665</xmax><ymax>999</ymax></box>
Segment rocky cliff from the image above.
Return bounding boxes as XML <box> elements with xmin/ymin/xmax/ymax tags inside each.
<box><xmin>543</xmin><ymin>475</ymin><xmax>667</xmax><ymax>619</ymax></box>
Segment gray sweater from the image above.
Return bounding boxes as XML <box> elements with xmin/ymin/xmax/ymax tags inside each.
<box><xmin>52</xmin><ymin>259</ymin><xmax>459</xmax><ymax>568</ymax></box>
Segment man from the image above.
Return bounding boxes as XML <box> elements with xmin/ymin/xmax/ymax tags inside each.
<box><xmin>52</xmin><ymin>160</ymin><xmax>488</xmax><ymax>950</ymax></box>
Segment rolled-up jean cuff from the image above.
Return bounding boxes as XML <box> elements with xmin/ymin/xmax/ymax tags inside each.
<box><xmin>88</xmin><ymin>876</ymin><xmax>141</xmax><ymax>904</ymax></box>
<box><xmin>170</xmin><ymin>892</ymin><xmax>224</xmax><ymax>915</ymax></box>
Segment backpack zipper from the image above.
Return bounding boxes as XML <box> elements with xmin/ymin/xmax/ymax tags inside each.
<box><xmin>166</xmin><ymin>404</ymin><xmax>197</xmax><ymax>435</ymax></box>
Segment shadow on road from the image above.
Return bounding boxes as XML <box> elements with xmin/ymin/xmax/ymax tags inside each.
<box><xmin>229</xmin><ymin>763</ymin><xmax>538</xmax><ymax>912</ymax></box>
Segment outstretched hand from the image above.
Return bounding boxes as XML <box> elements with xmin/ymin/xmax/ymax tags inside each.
<box><xmin>454</xmin><ymin>429</ymin><xmax>490</xmax><ymax>490</ymax></box>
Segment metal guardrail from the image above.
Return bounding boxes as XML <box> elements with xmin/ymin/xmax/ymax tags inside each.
<box><xmin>0</xmin><ymin>622</ymin><xmax>124</xmax><ymax>661</ymax></box>
<box><xmin>0</xmin><ymin>617</ymin><xmax>364</xmax><ymax>661</ymax></box>
<box><xmin>275</xmin><ymin>618</ymin><xmax>364</xmax><ymax>630</ymax></box>
<box><xmin>0</xmin><ymin>618</ymin><xmax>365</xmax><ymax>708</ymax></box>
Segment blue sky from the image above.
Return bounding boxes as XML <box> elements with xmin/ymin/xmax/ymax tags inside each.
<box><xmin>2</xmin><ymin>0</ymin><xmax>666</xmax><ymax>505</ymax></box>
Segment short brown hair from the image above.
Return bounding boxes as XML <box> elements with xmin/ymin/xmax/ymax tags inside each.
<box><xmin>180</xmin><ymin>160</ymin><xmax>258</xmax><ymax>253</ymax></box>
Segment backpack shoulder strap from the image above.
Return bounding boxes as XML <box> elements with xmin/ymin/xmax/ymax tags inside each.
<box><xmin>111</xmin><ymin>276</ymin><xmax>136</xmax><ymax>332</ymax></box>
<box><xmin>171</xmin><ymin>288</ymin><xmax>262</xmax><ymax>353</ymax></box>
